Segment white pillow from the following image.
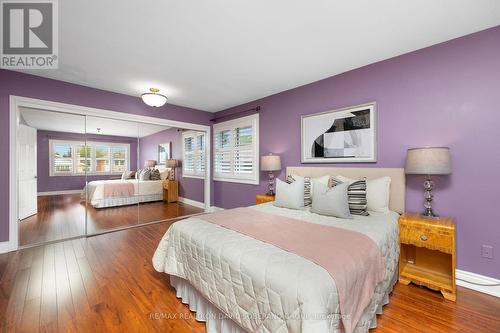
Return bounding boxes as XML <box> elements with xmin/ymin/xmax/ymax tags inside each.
<box><xmin>335</xmin><ymin>175</ymin><xmax>391</xmax><ymax>213</ymax></box>
<box><xmin>366</xmin><ymin>177</ymin><xmax>391</xmax><ymax>213</ymax></box>
<box><xmin>311</xmin><ymin>175</ymin><xmax>330</xmax><ymax>199</ymax></box>
<box><xmin>274</xmin><ymin>178</ymin><xmax>305</xmax><ymax>209</ymax></box>
<box><xmin>160</xmin><ymin>168</ymin><xmax>171</xmax><ymax>181</ymax></box>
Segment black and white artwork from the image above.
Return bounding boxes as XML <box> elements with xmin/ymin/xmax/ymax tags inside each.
<box><xmin>301</xmin><ymin>103</ymin><xmax>376</xmax><ymax>163</ymax></box>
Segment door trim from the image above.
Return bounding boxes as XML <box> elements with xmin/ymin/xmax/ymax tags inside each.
<box><xmin>9</xmin><ymin>95</ymin><xmax>211</xmax><ymax>251</ymax></box>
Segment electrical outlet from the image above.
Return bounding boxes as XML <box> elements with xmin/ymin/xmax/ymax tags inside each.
<box><xmin>481</xmin><ymin>245</ymin><xmax>493</xmax><ymax>259</ymax></box>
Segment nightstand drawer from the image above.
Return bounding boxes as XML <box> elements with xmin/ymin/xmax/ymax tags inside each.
<box><xmin>400</xmin><ymin>223</ymin><xmax>453</xmax><ymax>253</ymax></box>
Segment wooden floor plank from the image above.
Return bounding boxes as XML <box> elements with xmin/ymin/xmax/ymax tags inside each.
<box><xmin>1</xmin><ymin>221</ymin><xmax>499</xmax><ymax>332</ymax></box>
<box><xmin>25</xmin><ymin>246</ymin><xmax>44</xmax><ymax>302</ymax></box>
<box><xmin>54</xmin><ymin>242</ymin><xmax>78</xmax><ymax>333</ymax></box>
<box><xmin>39</xmin><ymin>244</ymin><xmax>58</xmax><ymax>333</ymax></box>
<box><xmin>2</xmin><ymin>268</ymin><xmax>30</xmax><ymax>331</ymax></box>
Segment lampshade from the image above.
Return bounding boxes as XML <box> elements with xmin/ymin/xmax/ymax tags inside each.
<box><xmin>144</xmin><ymin>160</ymin><xmax>157</xmax><ymax>168</ymax></box>
<box><xmin>261</xmin><ymin>154</ymin><xmax>281</xmax><ymax>172</ymax></box>
<box><xmin>405</xmin><ymin>147</ymin><xmax>452</xmax><ymax>175</ymax></box>
<box><xmin>141</xmin><ymin>88</ymin><xmax>167</xmax><ymax>107</ymax></box>
<box><xmin>167</xmin><ymin>159</ymin><xmax>178</xmax><ymax>168</ymax></box>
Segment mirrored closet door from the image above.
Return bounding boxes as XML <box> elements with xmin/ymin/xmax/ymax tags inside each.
<box><xmin>18</xmin><ymin>108</ymin><xmax>87</xmax><ymax>247</ymax></box>
<box><xmin>137</xmin><ymin>125</ymin><xmax>206</xmax><ymax>225</ymax></box>
<box><xmin>18</xmin><ymin>108</ymin><xmax>208</xmax><ymax>248</ymax></box>
<box><xmin>84</xmin><ymin>116</ymin><xmax>140</xmax><ymax>235</ymax></box>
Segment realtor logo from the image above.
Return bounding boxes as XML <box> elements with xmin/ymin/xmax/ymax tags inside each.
<box><xmin>1</xmin><ymin>0</ymin><xmax>58</xmax><ymax>69</ymax></box>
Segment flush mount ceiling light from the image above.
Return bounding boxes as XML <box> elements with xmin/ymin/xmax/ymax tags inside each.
<box><xmin>141</xmin><ymin>87</ymin><xmax>167</xmax><ymax>107</ymax></box>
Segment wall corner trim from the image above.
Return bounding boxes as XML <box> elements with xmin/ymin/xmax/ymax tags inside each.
<box><xmin>456</xmin><ymin>269</ymin><xmax>500</xmax><ymax>298</ymax></box>
<box><xmin>0</xmin><ymin>241</ymin><xmax>12</xmax><ymax>254</ymax></box>
<box><xmin>38</xmin><ymin>190</ymin><xmax>82</xmax><ymax>196</ymax></box>
<box><xmin>178</xmin><ymin>197</ymin><xmax>206</xmax><ymax>209</ymax></box>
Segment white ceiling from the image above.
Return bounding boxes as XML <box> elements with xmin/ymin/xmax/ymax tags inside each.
<box><xmin>20</xmin><ymin>107</ymin><xmax>170</xmax><ymax>138</ymax></box>
<box><xmin>19</xmin><ymin>0</ymin><xmax>500</xmax><ymax>112</ymax></box>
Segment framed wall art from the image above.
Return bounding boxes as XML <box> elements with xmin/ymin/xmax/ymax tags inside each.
<box><xmin>158</xmin><ymin>142</ymin><xmax>172</xmax><ymax>165</ymax></box>
<box><xmin>301</xmin><ymin>102</ymin><xmax>377</xmax><ymax>163</ymax></box>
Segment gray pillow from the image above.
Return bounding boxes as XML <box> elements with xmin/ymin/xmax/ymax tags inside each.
<box><xmin>137</xmin><ymin>169</ymin><xmax>151</xmax><ymax>181</ymax></box>
<box><xmin>310</xmin><ymin>181</ymin><xmax>352</xmax><ymax>219</ymax></box>
<box><xmin>273</xmin><ymin>178</ymin><xmax>305</xmax><ymax>209</ymax></box>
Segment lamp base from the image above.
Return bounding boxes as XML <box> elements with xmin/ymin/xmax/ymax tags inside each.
<box><xmin>421</xmin><ymin>210</ymin><xmax>438</xmax><ymax>218</ymax></box>
<box><xmin>422</xmin><ymin>176</ymin><xmax>438</xmax><ymax>218</ymax></box>
<box><xmin>267</xmin><ymin>172</ymin><xmax>275</xmax><ymax>196</ymax></box>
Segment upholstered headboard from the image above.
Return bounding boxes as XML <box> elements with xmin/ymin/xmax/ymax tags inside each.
<box><xmin>286</xmin><ymin>166</ymin><xmax>405</xmax><ymax>214</ymax></box>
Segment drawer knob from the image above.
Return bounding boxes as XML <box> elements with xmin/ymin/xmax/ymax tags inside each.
<box><xmin>420</xmin><ymin>234</ymin><xmax>428</xmax><ymax>241</ymax></box>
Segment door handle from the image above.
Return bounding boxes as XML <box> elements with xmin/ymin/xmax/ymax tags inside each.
<box><xmin>34</xmin><ymin>176</ymin><xmax>38</xmax><ymax>179</ymax></box>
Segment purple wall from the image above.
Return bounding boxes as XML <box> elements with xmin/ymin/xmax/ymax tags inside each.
<box><xmin>213</xmin><ymin>26</ymin><xmax>500</xmax><ymax>278</ymax></box>
<box><xmin>37</xmin><ymin>130</ymin><xmax>138</xmax><ymax>192</ymax></box>
<box><xmin>139</xmin><ymin>128</ymin><xmax>205</xmax><ymax>203</ymax></box>
<box><xmin>0</xmin><ymin>69</ymin><xmax>212</xmax><ymax>242</ymax></box>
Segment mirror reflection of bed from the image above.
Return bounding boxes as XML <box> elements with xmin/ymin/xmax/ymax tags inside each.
<box><xmin>18</xmin><ymin>108</ymin><xmax>206</xmax><ymax>247</ymax></box>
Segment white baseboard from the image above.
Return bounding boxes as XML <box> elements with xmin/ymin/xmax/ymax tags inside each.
<box><xmin>38</xmin><ymin>189</ymin><xmax>81</xmax><ymax>196</ymax></box>
<box><xmin>178</xmin><ymin>197</ymin><xmax>205</xmax><ymax>209</ymax></box>
<box><xmin>0</xmin><ymin>241</ymin><xmax>11</xmax><ymax>254</ymax></box>
<box><xmin>456</xmin><ymin>269</ymin><xmax>500</xmax><ymax>298</ymax></box>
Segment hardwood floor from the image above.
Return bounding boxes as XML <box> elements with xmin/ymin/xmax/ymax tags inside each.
<box><xmin>2</xmin><ymin>221</ymin><xmax>500</xmax><ymax>333</ymax></box>
<box><xmin>19</xmin><ymin>194</ymin><xmax>204</xmax><ymax>246</ymax></box>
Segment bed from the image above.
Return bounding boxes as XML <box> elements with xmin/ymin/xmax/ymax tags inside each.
<box><xmin>85</xmin><ymin>178</ymin><xmax>163</xmax><ymax>208</ymax></box>
<box><xmin>153</xmin><ymin>167</ymin><xmax>405</xmax><ymax>333</ymax></box>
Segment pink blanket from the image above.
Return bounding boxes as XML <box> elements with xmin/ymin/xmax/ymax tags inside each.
<box><xmin>103</xmin><ymin>182</ymin><xmax>135</xmax><ymax>198</ymax></box>
<box><xmin>198</xmin><ymin>208</ymin><xmax>385</xmax><ymax>333</ymax></box>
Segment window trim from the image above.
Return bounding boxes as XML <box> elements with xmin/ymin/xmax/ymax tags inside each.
<box><xmin>49</xmin><ymin>139</ymin><xmax>130</xmax><ymax>176</ymax></box>
<box><xmin>213</xmin><ymin>113</ymin><xmax>259</xmax><ymax>185</ymax></box>
<box><xmin>181</xmin><ymin>131</ymin><xmax>206</xmax><ymax>179</ymax></box>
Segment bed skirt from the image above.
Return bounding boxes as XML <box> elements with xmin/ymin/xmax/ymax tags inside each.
<box><xmin>169</xmin><ymin>273</ymin><xmax>397</xmax><ymax>333</ymax></box>
<box><xmin>90</xmin><ymin>193</ymin><xmax>163</xmax><ymax>208</ymax></box>
<box><xmin>170</xmin><ymin>276</ymin><xmax>247</xmax><ymax>333</ymax></box>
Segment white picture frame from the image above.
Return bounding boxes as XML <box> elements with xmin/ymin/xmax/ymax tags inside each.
<box><xmin>301</xmin><ymin>102</ymin><xmax>377</xmax><ymax>163</ymax></box>
<box><xmin>158</xmin><ymin>142</ymin><xmax>172</xmax><ymax>165</ymax></box>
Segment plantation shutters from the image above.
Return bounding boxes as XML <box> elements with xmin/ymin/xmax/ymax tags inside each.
<box><xmin>182</xmin><ymin>131</ymin><xmax>206</xmax><ymax>178</ymax></box>
<box><xmin>213</xmin><ymin>114</ymin><xmax>259</xmax><ymax>184</ymax></box>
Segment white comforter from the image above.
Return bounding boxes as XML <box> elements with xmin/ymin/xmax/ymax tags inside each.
<box><xmin>152</xmin><ymin>203</ymin><xmax>399</xmax><ymax>333</ymax></box>
<box><xmin>86</xmin><ymin>179</ymin><xmax>162</xmax><ymax>200</ymax></box>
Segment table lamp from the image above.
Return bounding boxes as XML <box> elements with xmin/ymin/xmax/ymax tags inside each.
<box><xmin>405</xmin><ymin>147</ymin><xmax>452</xmax><ymax>217</ymax></box>
<box><xmin>167</xmin><ymin>159</ymin><xmax>179</xmax><ymax>180</ymax></box>
<box><xmin>261</xmin><ymin>154</ymin><xmax>281</xmax><ymax>196</ymax></box>
<box><xmin>144</xmin><ymin>160</ymin><xmax>157</xmax><ymax>170</ymax></box>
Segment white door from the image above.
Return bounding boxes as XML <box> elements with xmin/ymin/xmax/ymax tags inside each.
<box><xmin>18</xmin><ymin>124</ymin><xmax>38</xmax><ymax>220</ymax></box>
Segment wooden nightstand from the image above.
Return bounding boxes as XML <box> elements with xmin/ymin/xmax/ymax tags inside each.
<box><xmin>398</xmin><ymin>213</ymin><xmax>456</xmax><ymax>301</ymax></box>
<box><xmin>256</xmin><ymin>194</ymin><xmax>275</xmax><ymax>205</ymax></box>
<box><xmin>163</xmin><ymin>179</ymin><xmax>178</xmax><ymax>203</ymax></box>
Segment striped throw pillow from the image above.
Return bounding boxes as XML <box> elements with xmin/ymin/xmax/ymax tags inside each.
<box><xmin>150</xmin><ymin>169</ymin><xmax>161</xmax><ymax>180</ymax></box>
<box><xmin>286</xmin><ymin>175</ymin><xmax>312</xmax><ymax>206</ymax></box>
<box><xmin>331</xmin><ymin>177</ymin><xmax>369</xmax><ymax>216</ymax></box>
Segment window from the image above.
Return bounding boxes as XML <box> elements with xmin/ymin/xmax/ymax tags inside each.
<box><xmin>213</xmin><ymin>114</ymin><xmax>259</xmax><ymax>184</ymax></box>
<box><xmin>50</xmin><ymin>139</ymin><xmax>130</xmax><ymax>176</ymax></box>
<box><xmin>53</xmin><ymin>143</ymin><xmax>73</xmax><ymax>173</ymax></box>
<box><xmin>182</xmin><ymin>131</ymin><xmax>206</xmax><ymax>179</ymax></box>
